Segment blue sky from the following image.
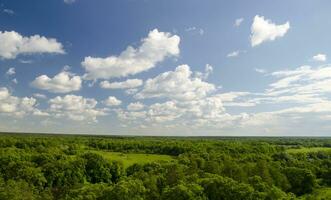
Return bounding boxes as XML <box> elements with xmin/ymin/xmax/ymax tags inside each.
<box><xmin>1</xmin><ymin>0</ymin><xmax>331</xmax><ymax>136</ymax></box>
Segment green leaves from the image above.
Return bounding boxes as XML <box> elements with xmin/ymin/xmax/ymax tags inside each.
<box><xmin>0</xmin><ymin>134</ymin><xmax>329</xmax><ymax>199</ymax></box>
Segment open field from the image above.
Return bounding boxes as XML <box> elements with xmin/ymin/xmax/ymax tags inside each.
<box><xmin>87</xmin><ymin>150</ymin><xmax>174</xmax><ymax>168</ymax></box>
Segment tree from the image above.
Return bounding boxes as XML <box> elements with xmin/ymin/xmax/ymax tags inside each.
<box><xmin>101</xmin><ymin>178</ymin><xmax>146</xmax><ymax>200</ymax></box>
<box><xmin>200</xmin><ymin>176</ymin><xmax>255</xmax><ymax>200</ymax></box>
<box><xmin>284</xmin><ymin>167</ymin><xmax>316</xmax><ymax>195</ymax></box>
<box><xmin>0</xmin><ymin>179</ymin><xmax>39</xmax><ymax>200</ymax></box>
<box><xmin>249</xmin><ymin>176</ymin><xmax>290</xmax><ymax>200</ymax></box>
<box><xmin>161</xmin><ymin>183</ymin><xmax>206</xmax><ymax>200</ymax></box>
<box><xmin>64</xmin><ymin>183</ymin><xmax>109</xmax><ymax>200</ymax></box>
<box><xmin>81</xmin><ymin>153</ymin><xmax>113</xmax><ymax>184</ymax></box>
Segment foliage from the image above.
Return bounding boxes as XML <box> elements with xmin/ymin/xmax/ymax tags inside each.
<box><xmin>0</xmin><ymin>133</ymin><xmax>330</xmax><ymax>199</ymax></box>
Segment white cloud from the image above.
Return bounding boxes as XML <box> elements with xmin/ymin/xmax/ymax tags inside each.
<box><xmin>82</xmin><ymin>29</ymin><xmax>180</xmax><ymax>80</ymax></box>
<box><xmin>0</xmin><ymin>87</ymin><xmax>37</xmax><ymax>116</ymax></box>
<box><xmin>49</xmin><ymin>95</ymin><xmax>106</xmax><ymax>122</ymax></box>
<box><xmin>3</xmin><ymin>9</ymin><xmax>14</xmax><ymax>15</ymax></box>
<box><xmin>195</xmin><ymin>64</ymin><xmax>213</xmax><ymax>80</ymax></box>
<box><xmin>103</xmin><ymin>96</ymin><xmax>122</xmax><ymax>106</ymax></box>
<box><xmin>0</xmin><ymin>31</ymin><xmax>65</xmax><ymax>59</ymax></box>
<box><xmin>119</xmin><ymin>94</ymin><xmax>230</xmax><ymax>127</ymax></box>
<box><xmin>267</xmin><ymin>65</ymin><xmax>331</xmax><ymax>96</ymax></box>
<box><xmin>0</xmin><ymin>87</ymin><xmax>10</xmax><ymax>100</ymax></box>
<box><xmin>234</xmin><ymin>18</ymin><xmax>244</xmax><ymax>27</ymax></box>
<box><xmin>12</xmin><ymin>78</ymin><xmax>18</xmax><ymax>84</ymax></box>
<box><xmin>312</xmin><ymin>54</ymin><xmax>327</xmax><ymax>62</ymax></box>
<box><xmin>204</xmin><ymin>64</ymin><xmax>213</xmax><ymax>79</ymax></box>
<box><xmin>129</xmin><ymin>64</ymin><xmax>331</xmax><ymax>130</ymax></box>
<box><xmin>127</xmin><ymin>102</ymin><xmax>144</xmax><ymax>111</ymax></box>
<box><xmin>6</xmin><ymin>67</ymin><xmax>15</xmax><ymax>76</ymax></box>
<box><xmin>96</xmin><ymin>61</ymin><xmax>331</xmax><ymax>134</ymax></box>
<box><xmin>33</xmin><ymin>93</ymin><xmax>47</xmax><ymax>99</ymax></box>
<box><xmin>227</xmin><ymin>51</ymin><xmax>240</xmax><ymax>58</ymax></box>
<box><xmin>254</xmin><ymin>68</ymin><xmax>267</xmax><ymax>73</ymax></box>
<box><xmin>185</xmin><ymin>27</ymin><xmax>204</xmax><ymax>35</ymax></box>
<box><xmin>180</xmin><ymin>96</ymin><xmax>226</xmax><ymax>121</ymax></box>
<box><xmin>215</xmin><ymin>92</ymin><xmax>251</xmax><ymax>102</ymax></box>
<box><xmin>32</xmin><ymin>109</ymin><xmax>50</xmax><ymax>117</ymax></box>
<box><xmin>116</xmin><ymin>109</ymin><xmax>147</xmax><ymax>121</ymax></box>
<box><xmin>100</xmin><ymin>79</ymin><xmax>143</xmax><ymax>89</ymax></box>
<box><xmin>233</xmin><ymin>65</ymin><xmax>331</xmax><ymax>107</ymax></box>
<box><xmin>19</xmin><ymin>59</ymin><xmax>33</xmax><ymax>64</ymax></box>
<box><xmin>64</xmin><ymin>0</ymin><xmax>76</xmax><ymax>4</ymax></box>
<box><xmin>31</xmin><ymin>71</ymin><xmax>82</xmax><ymax>93</ymax></box>
<box><xmin>125</xmin><ymin>88</ymin><xmax>139</xmax><ymax>95</ymax></box>
<box><xmin>146</xmin><ymin>101</ymin><xmax>181</xmax><ymax>122</ymax></box>
<box><xmin>136</xmin><ymin>65</ymin><xmax>215</xmax><ymax>101</ymax></box>
<box><xmin>250</xmin><ymin>15</ymin><xmax>290</xmax><ymax>47</ymax></box>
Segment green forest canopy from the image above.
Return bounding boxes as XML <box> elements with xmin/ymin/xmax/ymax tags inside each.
<box><xmin>0</xmin><ymin>133</ymin><xmax>330</xmax><ymax>200</ymax></box>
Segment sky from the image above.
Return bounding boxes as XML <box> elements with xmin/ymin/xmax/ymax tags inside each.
<box><xmin>0</xmin><ymin>0</ymin><xmax>331</xmax><ymax>136</ymax></box>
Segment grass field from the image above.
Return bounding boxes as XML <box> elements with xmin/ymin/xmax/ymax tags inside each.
<box><xmin>87</xmin><ymin>150</ymin><xmax>175</xmax><ymax>168</ymax></box>
<box><xmin>286</xmin><ymin>147</ymin><xmax>331</xmax><ymax>154</ymax></box>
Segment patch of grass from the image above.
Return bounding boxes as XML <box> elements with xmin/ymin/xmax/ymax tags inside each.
<box><xmin>286</xmin><ymin>147</ymin><xmax>331</xmax><ymax>154</ymax></box>
<box><xmin>87</xmin><ymin>150</ymin><xmax>174</xmax><ymax>168</ymax></box>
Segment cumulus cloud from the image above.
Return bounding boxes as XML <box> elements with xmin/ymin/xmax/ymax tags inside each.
<box><xmin>6</xmin><ymin>67</ymin><xmax>15</xmax><ymax>76</ymax></box>
<box><xmin>0</xmin><ymin>87</ymin><xmax>37</xmax><ymax>116</ymax></box>
<box><xmin>48</xmin><ymin>95</ymin><xmax>106</xmax><ymax>122</ymax></box>
<box><xmin>116</xmin><ymin>109</ymin><xmax>147</xmax><ymax>121</ymax></box>
<box><xmin>82</xmin><ymin>29</ymin><xmax>180</xmax><ymax>80</ymax></box>
<box><xmin>234</xmin><ymin>18</ymin><xmax>244</xmax><ymax>27</ymax></box>
<box><xmin>0</xmin><ymin>30</ymin><xmax>65</xmax><ymax>59</ymax></box>
<box><xmin>312</xmin><ymin>54</ymin><xmax>327</xmax><ymax>62</ymax></box>
<box><xmin>250</xmin><ymin>15</ymin><xmax>290</xmax><ymax>47</ymax></box>
<box><xmin>122</xmin><ymin>63</ymin><xmax>331</xmax><ymax>132</ymax></box>
<box><xmin>127</xmin><ymin>102</ymin><xmax>144</xmax><ymax>111</ymax></box>
<box><xmin>100</xmin><ymin>79</ymin><xmax>143</xmax><ymax>89</ymax></box>
<box><xmin>31</xmin><ymin>71</ymin><xmax>82</xmax><ymax>93</ymax></box>
<box><xmin>103</xmin><ymin>96</ymin><xmax>122</xmax><ymax>106</ymax></box>
<box><xmin>146</xmin><ymin>101</ymin><xmax>181</xmax><ymax>123</ymax></box>
<box><xmin>0</xmin><ymin>87</ymin><xmax>10</xmax><ymax>100</ymax></box>
<box><xmin>32</xmin><ymin>109</ymin><xmax>49</xmax><ymax>116</ymax></box>
<box><xmin>136</xmin><ymin>65</ymin><xmax>215</xmax><ymax>101</ymax></box>
<box><xmin>118</xmin><ymin>94</ymin><xmax>229</xmax><ymax>127</ymax></box>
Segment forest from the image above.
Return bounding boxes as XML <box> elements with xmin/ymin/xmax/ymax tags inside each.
<box><xmin>0</xmin><ymin>133</ymin><xmax>330</xmax><ymax>200</ymax></box>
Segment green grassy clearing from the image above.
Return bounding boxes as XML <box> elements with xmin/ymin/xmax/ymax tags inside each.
<box><xmin>286</xmin><ymin>147</ymin><xmax>331</xmax><ymax>154</ymax></box>
<box><xmin>86</xmin><ymin>150</ymin><xmax>175</xmax><ymax>168</ymax></box>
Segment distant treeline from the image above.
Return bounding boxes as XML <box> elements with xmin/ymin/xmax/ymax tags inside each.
<box><xmin>0</xmin><ymin>133</ymin><xmax>330</xmax><ymax>199</ymax></box>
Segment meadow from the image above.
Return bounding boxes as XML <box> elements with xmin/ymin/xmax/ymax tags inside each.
<box><xmin>87</xmin><ymin>150</ymin><xmax>174</xmax><ymax>168</ymax></box>
<box><xmin>0</xmin><ymin>133</ymin><xmax>330</xmax><ymax>200</ymax></box>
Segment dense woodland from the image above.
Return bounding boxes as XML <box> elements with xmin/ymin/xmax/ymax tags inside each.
<box><xmin>0</xmin><ymin>133</ymin><xmax>330</xmax><ymax>200</ymax></box>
